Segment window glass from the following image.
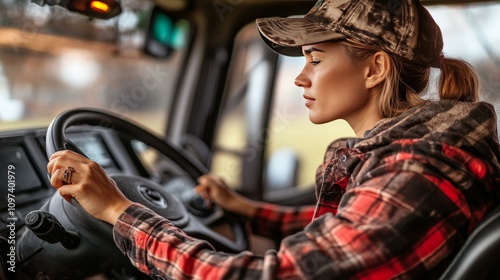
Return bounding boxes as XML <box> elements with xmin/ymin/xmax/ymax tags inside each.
<box><xmin>267</xmin><ymin>56</ymin><xmax>355</xmax><ymax>189</ymax></box>
<box><xmin>210</xmin><ymin>25</ymin><xmax>264</xmax><ymax>189</ymax></box>
<box><xmin>211</xmin><ymin>23</ymin><xmax>355</xmax><ymax>191</ymax></box>
<box><xmin>0</xmin><ymin>0</ymin><xmax>187</xmax><ymax>136</ymax></box>
<box><xmin>429</xmin><ymin>3</ymin><xmax>500</xmax><ymax>111</ymax></box>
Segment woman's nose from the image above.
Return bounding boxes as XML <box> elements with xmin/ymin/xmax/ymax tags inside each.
<box><xmin>294</xmin><ymin>71</ymin><xmax>310</xmax><ymax>88</ymax></box>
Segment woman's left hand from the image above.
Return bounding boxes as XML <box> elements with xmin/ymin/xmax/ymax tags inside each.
<box><xmin>47</xmin><ymin>150</ymin><xmax>133</xmax><ymax>225</ymax></box>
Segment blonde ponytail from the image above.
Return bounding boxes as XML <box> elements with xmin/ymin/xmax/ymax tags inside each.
<box><xmin>340</xmin><ymin>39</ymin><xmax>480</xmax><ymax>119</ymax></box>
<box><xmin>438</xmin><ymin>58</ymin><xmax>479</xmax><ymax>102</ymax></box>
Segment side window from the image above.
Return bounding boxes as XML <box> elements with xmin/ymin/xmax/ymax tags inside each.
<box><xmin>210</xmin><ymin>24</ymin><xmax>272</xmax><ymax>190</ymax></box>
<box><xmin>427</xmin><ymin>4</ymin><xmax>500</xmax><ymax>118</ymax></box>
<box><xmin>265</xmin><ymin>56</ymin><xmax>354</xmax><ymax>190</ymax></box>
<box><xmin>210</xmin><ymin>23</ymin><xmax>355</xmax><ymax>194</ymax></box>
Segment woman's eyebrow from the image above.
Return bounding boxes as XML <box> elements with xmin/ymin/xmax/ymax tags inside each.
<box><xmin>303</xmin><ymin>47</ymin><xmax>325</xmax><ymax>55</ymax></box>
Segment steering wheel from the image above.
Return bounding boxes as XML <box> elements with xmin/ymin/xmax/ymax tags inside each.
<box><xmin>41</xmin><ymin>108</ymin><xmax>248</xmax><ymax>277</ymax></box>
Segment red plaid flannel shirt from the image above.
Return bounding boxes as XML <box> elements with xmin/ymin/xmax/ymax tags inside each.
<box><xmin>113</xmin><ymin>101</ymin><xmax>500</xmax><ymax>279</ymax></box>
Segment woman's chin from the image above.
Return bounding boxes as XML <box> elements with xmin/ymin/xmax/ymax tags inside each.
<box><xmin>309</xmin><ymin>115</ymin><xmax>327</xmax><ymax>125</ymax></box>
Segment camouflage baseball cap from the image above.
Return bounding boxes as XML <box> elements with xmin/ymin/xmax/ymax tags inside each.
<box><xmin>256</xmin><ymin>0</ymin><xmax>443</xmax><ymax>67</ymax></box>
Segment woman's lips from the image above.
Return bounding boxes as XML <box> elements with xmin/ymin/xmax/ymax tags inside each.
<box><xmin>304</xmin><ymin>95</ymin><xmax>315</xmax><ymax>107</ymax></box>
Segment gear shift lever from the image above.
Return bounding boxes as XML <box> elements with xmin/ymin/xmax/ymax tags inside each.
<box><xmin>25</xmin><ymin>211</ymin><xmax>80</xmax><ymax>250</ymax></box>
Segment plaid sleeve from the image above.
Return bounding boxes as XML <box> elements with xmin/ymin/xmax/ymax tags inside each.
<box><xmin>113</xmin><ymin>203</ymin><xmax>270</xmax><ymax>279</ymax></box>
<box><xmin>113</xmin><ymin>143</ymin><xmax>495</xmax><ymax>279</ymax></box>
<box><xmin>245</xmin><ymin>139</ymin><xmax>346</xmax><ymax>242</ymax></box>
<box><xmin>249</xmin><ymin>203</ymin><xmax>315</xmax><ymax>242</ymax></box>
<box><xmin>112</xmin><ymin>170</ymin><xmax>481</xmax><ymax>279</ymax></box>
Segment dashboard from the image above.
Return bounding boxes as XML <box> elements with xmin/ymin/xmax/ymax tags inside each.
<box><xmin>0</xmin><ymin>126</ymin><xmax>219</xmax><ymax>235</ymax></box>
<box><xmin>0</xmin><ymin>123</ymin><xmax>247</xmax><ymax>279</ymax></box>
<box><xmin>68</xmin><ymin>133</ymin><xmax>119</xmax><ymax>173</ymax></box>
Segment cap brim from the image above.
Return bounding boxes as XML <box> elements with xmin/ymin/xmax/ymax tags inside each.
<box><xmin>256</xmin><ymin>17</ymin><xmax>345</xmax><ymax>57</ymax></box>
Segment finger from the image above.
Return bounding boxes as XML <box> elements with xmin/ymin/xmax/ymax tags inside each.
<box><xmin>194</xmin><ymin>184</ymin><xmax>211</xmax><ymax>198</ymax></box>
<box><xmin>47</xmin><ymin>156</ymin><xmax>57</xmax><ymax>174</ymax></box>
<box><xmin>194</xmin><ymin>184</ymin><xmax>206</xmax><ymax>193</ymax></box>
<box><xmin>193</xmin><ymin>185</ymin><xmax>213</xmax><ymax>207</ymax></box>
<box><xmin>48</xmin><ymin>150</ymin><xmax>67</xmax><ymax>161</ymax></box>
<box><xmin>196</xmin><ymin>179</ymin><xmax>218</xmax><ymax>196</ymax></box>
<box><xmin>50</xmin><ymin>168</ymin><xmax>64</xmax><ymax>189</ymax></box>
<box><xmin>197</xmin><ymin>174</ymin><xmax>210</xmax><ymax>184</ymax></box>
<box><xmin>213</xmin><ymin>176</ymin><xmax>228</xmax><ymax>188</ymax></box>
<box><xmin>48</xmin><ymin>155</ymin><xmax>85</xmax><ymax>177</ymax></box>
<box><xmin>48</xmin><ymin>150</ymin><xmax>91</xmax><ymax>169</ymax></box>
<box><xmin>198</xmin><ymin>174</ymin><xmax>220</xmax><ymax>187</ymax></box>
<box><xmin>47</xmin><ymin>157</ymin><xmax>64</xmax><ymax>175</ymax></box>
<box><xmin>48</xmin><ymin>150</ymin><xmax>73</xmax><ymax>163</ymax></box>
<box><xmin>49</xmin><ymin>164</ymin><xmax>82</xmax><ymax>189</ymax></box>
<box><xmin>58</xmin><ymin>185</ymin><xmax>77</xmax><ymax>202</ymax></box>
<box><xmin>47</xmin><ymin>151</ymin><xmax>71</xmax><ymax>174</ymax></box>
<box><xmin>49</xmin><ymin>150</ymin><xmax>83</xmax><ymax>161</ymax></box>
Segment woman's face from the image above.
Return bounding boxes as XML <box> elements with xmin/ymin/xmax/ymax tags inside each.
<box><xmin>295</xmin><ymin>41</ymin><xmax>379</xmax><ymax>132</ymax></box>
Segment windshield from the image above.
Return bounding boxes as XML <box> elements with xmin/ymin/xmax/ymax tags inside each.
<box><xmin>0</xmin><ymin>0</ymin><xmax>185</xmax><ymax>136</ymax></box>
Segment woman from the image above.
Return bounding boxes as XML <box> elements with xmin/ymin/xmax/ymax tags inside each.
<box><xmin>48</xmin><ymin>0</ymin><xmax>500</xmax><ymax>278</ymax></box>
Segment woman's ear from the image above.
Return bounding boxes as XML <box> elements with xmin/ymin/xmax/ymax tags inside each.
<box><xmin>365</xmin><ymin>51</ymin><xmax>391</xmax><ymax>89</ymax></box>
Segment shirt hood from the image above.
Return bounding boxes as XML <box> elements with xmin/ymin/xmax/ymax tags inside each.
<box><xmin>352</xmin><ymin>100</ymin><xmax>500</xmax><ymax>173</ymax></box>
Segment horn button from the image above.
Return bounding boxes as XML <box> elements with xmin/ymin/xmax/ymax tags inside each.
<box><xmin>139</xmin><ymin>185</ymin><xmax>167</xmax><ymax>208</ymax></box>
<box><xmin>110</xmin><ymin>174</ymin><xmax>189</xmax><ymax>227</ymax></box>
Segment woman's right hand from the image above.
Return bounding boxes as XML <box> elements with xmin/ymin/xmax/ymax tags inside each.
<box><xmin>195</xmin><ymin>174</ymin><xmax>257</xmax><ymax>218</ymax></box>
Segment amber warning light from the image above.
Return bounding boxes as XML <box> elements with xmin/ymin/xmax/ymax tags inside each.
<box><xmin>67</xmin><ymin>0</ymin><xmax>121</xmax><ymax>19</ymax></box>
<box><xmin>31</xmin><ymin>0</ymin><xmax>123</xmax><ymax>20</ymax></box>
<box><xmin>89</xmin><ymin>1</ymin><xmax>110</xmax><ymax>13</ymax></box>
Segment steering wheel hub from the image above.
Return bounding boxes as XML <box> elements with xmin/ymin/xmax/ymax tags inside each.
<box><xmin>112</xmin><ymin>174</ymin><xmax>189</xmax><ymax>227</ymax></box>
<box><xmin>139</xmin><ymin>185</ymin><xmax>167</xmax><ymax>208</ymax></box>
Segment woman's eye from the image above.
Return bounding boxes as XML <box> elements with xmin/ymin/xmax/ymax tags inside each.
<box><xmin>311</xmin><ymin>60</ymin><xmax>320</xmax><ymax>65</ymax></box>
